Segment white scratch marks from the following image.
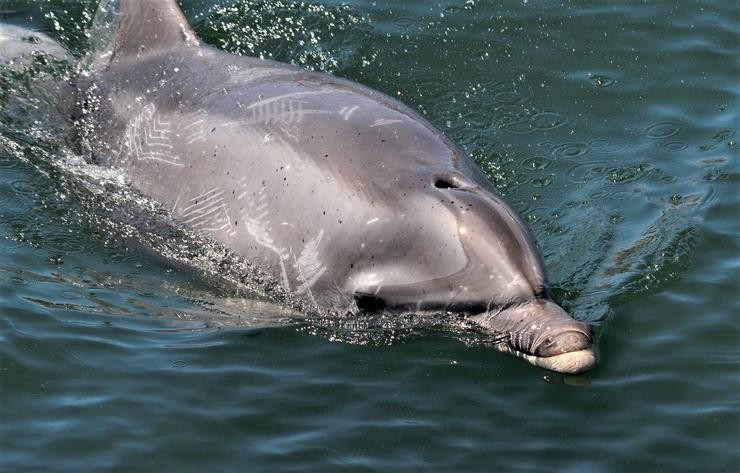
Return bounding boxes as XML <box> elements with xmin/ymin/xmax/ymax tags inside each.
<box><xmin>243</xmin><ymin>186</ymin><xmax>290</xmax><ymax>290</ymax></box>
<box><xmin>370</xmin><ymin>118</ymin><xmax>403</xmax><ymax>128</ymax></box>
<box><xmin>293</xmin><ymin>229</ymin><xmax>326</xmax><ymax>299</ymax></box>
<box><xmin>246</xmin><ymin>91</ymin><xmax>322</xmax><ymax>108</ymax></box>
<box><xmin>183</xmin><ymin>119</ymin><xmax>206</xmax><ymax>145</ymax></box>
<box><xmin>339</xmin><ymin>105</ymin><xmax>359</xmax><ymax>121</ymax></box>
<box><xmin>122</xmin><ymin>103</ymin><xmax>182</xmax><ymax>166</ymax></box>
<box><xmin>180</xmin><ymin>187</ymin><xmax>234</xmax><ymax>235</ymax></box>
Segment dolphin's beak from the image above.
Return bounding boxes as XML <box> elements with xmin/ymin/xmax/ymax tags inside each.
<box><xmin>470</xmin><ymin>300</ymin><xmax>597</xmax><ymax>374</ymax></box>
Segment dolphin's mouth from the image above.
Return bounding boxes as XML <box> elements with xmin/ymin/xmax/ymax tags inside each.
<box><xmin>469</xmin><ymin>300</ymin><xmax>597</xmax><ymax>375</ymax></box>
<box><xmin>492</xmin><ymin>332</ymin><xmax>597</xmax><ymax>375</ymax></box>
<box><xmin>353</xmin><ymin>289</ymin><xmax>597</xmax><ymax>374</ymax></box>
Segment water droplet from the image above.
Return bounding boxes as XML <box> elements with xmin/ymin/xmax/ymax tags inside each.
<box><xmin>532</xmin><ymin>174</ymin><xmax>554</xmax><ymax>188</ymax></box>
<box><xmin>48</xmin><ymin>255</ymin><xmax>64</xmax><ymax>265</ymax></box>
<box><xmin>587</xmin><ymin>74</ymin><xmax>617</xmax><ymax>88</ymax></box>
<box><xmin>521</xmin><ymin>156</ymin><xmax>551</xmax><ymax>170</ymax></box>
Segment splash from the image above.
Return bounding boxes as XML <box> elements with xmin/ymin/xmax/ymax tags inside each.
<box><xmin>194</xmin><ymin>0</ymin><xmax>374</xmax><ymax>73</ymax></box>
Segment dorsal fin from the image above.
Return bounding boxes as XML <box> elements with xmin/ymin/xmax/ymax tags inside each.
<box><xmin>112</xmin><ymin>0</ymin><xmax>199</xmax><ymax>60</ymax></box>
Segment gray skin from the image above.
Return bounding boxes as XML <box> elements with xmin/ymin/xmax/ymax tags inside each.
<box><xmin>74</xmin><ymin>0</ymin><xmax>596</xmax><ymax>374</ymax></box>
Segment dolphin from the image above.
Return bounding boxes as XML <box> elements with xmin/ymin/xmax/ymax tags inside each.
<box><xmin>70</xmin><ymin>0</ymin><xmax>596</xmax><ymax>374</ymax></box>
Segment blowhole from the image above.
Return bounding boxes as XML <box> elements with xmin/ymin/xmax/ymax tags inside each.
<box><xmin>434</xmin><ymin>177</ymin><xmax>459</xmax><ymax>189</ymax></box>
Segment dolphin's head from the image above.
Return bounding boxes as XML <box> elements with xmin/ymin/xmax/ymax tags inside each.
<box><xmin>340</xmin><ymin>170</ymin><xmax>596</xmax><ymax>374</ymax></box>
<box><xmin>344</xmin><ymin>179</ymin><xmax>598</xmax><ymax>374</ymax></box>
<box><xmin>326</xmin><ymin>107</ymin><xmax>596</xmax><ymax>374</ymax></box>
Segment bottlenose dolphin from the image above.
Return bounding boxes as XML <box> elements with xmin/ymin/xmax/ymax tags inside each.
<box><xmin>70</xmin><ymin>0</ymin><xmax>596</xmax><ymax>373</ymax></box>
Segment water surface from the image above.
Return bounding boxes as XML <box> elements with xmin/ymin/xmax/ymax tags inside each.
<box><xmin>1</xmin><ymin>1</ymin><xmax>738</xmax><ymax>471</ymax></box>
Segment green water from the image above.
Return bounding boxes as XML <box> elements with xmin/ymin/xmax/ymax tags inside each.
<box><xmin>1</xmin><ymin>0</ymin><xmax>738</xmax><ymax>471</ymax></box>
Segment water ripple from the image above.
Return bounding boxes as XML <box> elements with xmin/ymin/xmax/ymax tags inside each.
<box><xmin>663</xmin><ymin>141</ymin><xmax>688</xmax><ymax>151</ymax></box>
<box><xmin>551</xmin><ymin>142</ymin><xmax>591</xmax><ymax>159</ymax></box>
<box><xmin>644</xmin><ymin>120</ymin><xmax>684</xmax><ymax>139</ymax></box>
<box><xmin>391</xmin><ymin>17</ymin><xmax>418</xmax><ymax>29</ymax></box>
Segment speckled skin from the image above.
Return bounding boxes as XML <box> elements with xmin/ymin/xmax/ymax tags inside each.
<box><xmin>76</xmin><ymin>0</ymin><xmax>595</xmax><ymax>373</ymax></box>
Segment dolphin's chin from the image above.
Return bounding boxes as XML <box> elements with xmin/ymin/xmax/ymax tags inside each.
<box><xmin>497</xmin><ymin>345</ymin><xmax>597</xmax><ymax>375</ymax></box>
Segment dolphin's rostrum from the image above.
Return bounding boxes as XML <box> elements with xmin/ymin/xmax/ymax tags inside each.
<box><xmin>71</xmin><ymin>0</ymin><xmax>597</xmax><ymax>374</ymax></box>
